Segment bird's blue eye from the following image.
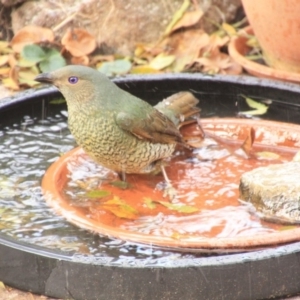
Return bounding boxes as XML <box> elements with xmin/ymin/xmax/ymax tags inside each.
<box><xmin>68</xmin><ymin>76</ymin><xmax>78</xmax><ymax>84</ymax></box>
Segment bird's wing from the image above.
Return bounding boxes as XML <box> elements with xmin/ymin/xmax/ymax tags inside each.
<box><xmin>115</xmin><ymin>109</ymin><xmax>182</xmax><ymax>144</ymax></box>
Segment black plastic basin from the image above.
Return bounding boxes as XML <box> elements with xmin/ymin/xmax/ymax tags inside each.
<box><xmin>1</xmin><ymin>73</ymin><xmax>300</xmax><ymax>300</ymax></box>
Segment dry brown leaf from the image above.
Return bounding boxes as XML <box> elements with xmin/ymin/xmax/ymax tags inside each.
<box><xmin>241</xmin><ymin>127</ymin><xmax>255</xmax><ymax>156</ymax></box>
<box><xmin>8</xmin><ymin>54</ymin><xmax>17</xmax><ymax>68</ymax></box>
<box><xmin>203</xmin><ymin>34</ymin><xmax>230</xmax><ymax>54</ymax></box>
<box><xmin>10</xmin><ymin>25</ymin><xmax>54</xmax><ymax>53</ymax></box>
<box><xmin>166</xmin><ymin>29</ymin><xmax>210</xmax><ymax>72</ymax></box>
<box><xmin>196</xmin><ymin>52</ymin><xmax>242</xmax><ymax>75</ymax></box>
<box><xmin>170</xmin><ymin>10</ymin><xmax>204</xmax><ymax>33</ymax></box>
<box><xmin>61</xmin><ymin>28</ymin><xmax>96</xmax><ymax>57</ymax></box>
<box><xmin>71</xmin><ymin>55</ymin><xmax>90</xmax><ymax>65</ymax></box>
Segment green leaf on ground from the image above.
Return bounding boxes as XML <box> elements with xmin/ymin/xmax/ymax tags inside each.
<box><xmin>21</xmin><ymin>44</ymin><xmax>46</xmax><ymax>63</ymax></box>
<box><xmin>39</xmin><ymin>51</ymin><xmax>66</xmax><ymax>72</ymax></box>
<box><xmin>98</xmin><ymin>59</ymin><xmax>132</xmax><ymax>76</ymax></box>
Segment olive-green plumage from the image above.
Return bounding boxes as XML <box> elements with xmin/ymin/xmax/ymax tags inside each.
<box><xmin>35</xmin><ymin>65</ymin><xmax>200</xmax><ymax>175</ymax></box>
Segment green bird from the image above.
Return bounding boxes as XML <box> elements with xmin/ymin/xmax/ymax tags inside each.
<box><xmin>35</xmin><ymin>65</ymin><xmax>200</xmax><ymax>198</ymax></box>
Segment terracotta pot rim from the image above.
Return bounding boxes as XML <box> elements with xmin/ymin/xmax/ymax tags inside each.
<box><xmin>228</xmin><ymin>26</ymin><xmax>300</xmax><ymax>83</ymax></box>
<box><xmin>42</xmin><ymin>117</ymin><xmax>300</xmax><ymax>250</ymax></box>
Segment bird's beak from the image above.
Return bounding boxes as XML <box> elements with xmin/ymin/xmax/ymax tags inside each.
<box><xmin>34</xmin><ymin>73</ymin><xmax>54</xmax><ymax>84</ymax></box>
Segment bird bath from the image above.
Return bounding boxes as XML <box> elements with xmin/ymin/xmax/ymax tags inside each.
<box><xmin>1</xmin><ymin>74</ymin><xmax>300</xmax><ymax>299</ymax></box>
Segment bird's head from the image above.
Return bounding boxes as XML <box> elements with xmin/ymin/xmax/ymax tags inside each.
<box><xmin>35</xmin><ymin>65</ymin><xmax>112</xmax><ymax>108</ymax></box>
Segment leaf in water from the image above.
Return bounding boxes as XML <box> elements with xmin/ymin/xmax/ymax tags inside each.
<box><xmin>279</xmin><ymin>225</ymin><xmax>297</xmax><ymax>231</ymax></box>
<box><xmin>85</xmin><ymin>189</ymin><xmax>110</xmax><ymax>198</ymax></box>
<box><xmin>164</xmin><ymin>0</ymin><xmax>190</xmax><ymax>36</ymax></box>
<box><xmin>21</xmin><ymin>44</ymin><xmax>46</xmax><ymax>63</ymax></box>
<box><xmin>255</xmin><ymin>151</ymin><xmax>280</xmax><ymax>160</ymax></box>
<box><xmin>156</xmin><ymin>200</ymin><xmax>198</xmax><ymax>213</ymax></box>
<box><xmin>149</xmin><ymin>53</ymin><xmax>175</xmax><ymax>70</ymax></box>
<box><xmin>143</xmin><ymin>197</ymin><xmax>157</xmax><ymax>209</ymax></box>
<box><xmin>39</xmin><ymin>51</ymin><xmax>66</xmax><ymax>72</ymax></box>
<box><xmin>103</xmin><ymin>196</ymin><xmax>138</xmax><ymax>219</ymax></box>
<box><xmin>239</xmin><ymin>96</ymin><xmax>269</xmax><ymax>115</ymax></box>
<box><xmin>98</xmin><ymin>59</ymin><xmax>132</xmax><ymax>76</ymax></box>
<box><xmin>241</xmin><ymin>127</ymin><xmax>255</xmax><ymax>156</ymax></box>
<box><xmin>110</xmin><ymin>180</ymin><xmax>131</xmax><ymax>189</ymax></box>
<box><xmin>49</xmin><ymin>98</ymin><xmax>66</xmax><ymax>105</ymax></box>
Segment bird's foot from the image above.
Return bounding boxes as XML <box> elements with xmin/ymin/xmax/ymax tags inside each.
<box><xmin>162</xmin><ymin>181</ymin><xmax>178</xmax><ymax>201</ymax></box>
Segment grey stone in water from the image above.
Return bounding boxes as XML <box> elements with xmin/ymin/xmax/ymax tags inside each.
<box><xmin>239</xmin><ymin>162</ymin><xmax>300</xmax><ymax>224</ymax></box>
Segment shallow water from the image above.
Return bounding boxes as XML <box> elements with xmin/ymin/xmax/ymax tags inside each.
<box><xmin>0</xmin><ymin>102</ymin><xmax>181</xmax><ymax>261</ymax></box>
<box><xmin>0</xmin><ymin>98</ymin><xmax>299</xmax><ymax>263</ymax></box>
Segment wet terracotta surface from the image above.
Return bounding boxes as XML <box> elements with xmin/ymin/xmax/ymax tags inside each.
<box><xmin>42</xmin><ymin>118</ymin><xmax>300</xmax><ymax>250</ymax></box>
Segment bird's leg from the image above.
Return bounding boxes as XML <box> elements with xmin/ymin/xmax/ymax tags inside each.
<box><xmin>120</xmin><ymin>171</ymin><xmax>126</xmax><ymax>182</ymax></box>
<box><xmin>161</xmin><ymin>165</ymin><xmax>178</xmax><ymax>201</ymax></box>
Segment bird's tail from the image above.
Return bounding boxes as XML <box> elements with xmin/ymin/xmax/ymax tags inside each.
<box><xmin>155</xmin><ymin>92</ymin><xmax>204</xmax><ymax>148</ymax></box>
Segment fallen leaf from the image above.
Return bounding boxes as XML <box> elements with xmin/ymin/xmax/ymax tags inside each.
<box><xmin>166</xmin><ymin>29</ymin><xmax>210</xmax><ymax>72</ymax></box>
<box><xmin>85</xmin><ymin>190</ymin><xmax>110</xmax><ymax>198</ymax></box>
<box><xmin>61</xmin><ymin>28</ymin><xmax>96</xmax><ymax>57</ymax></box>
<box><xmin>156</xmin><ymin>200</ymin><xmax>199</xmax><ymax>213</ymax></box>
<box><xmin>10</xmin><ymin>25</ymin><xmax>54</xmax><ymax>53</ymax></box>
<box><xmin>149</xmin><ymin>53</ymin><xmax>175</xmax><ymax>70</ymax></box>
<box><xmin>110</xmin><ymin>180</ymin><xmax>131</xmax><ymax>189</ymax></box>
<box><xmin>143</xmin><ymin>197</ymin><xmax>157</xmax><ymax>209</ymax></box>
<box><xmin>130</xmin><ymin>65</ymin><xmax>159</xmax><ymax>74</ymax></box>
<box><xmin>0</xmin><ymin>67</ymin><xmax>10</xmax><ymax>76</ymax></box>
<box><xmin>221</xmin><ymin>22</ymin><xmax>237</xmax><ymax>37</ymax></box>
<box><xmin>17</xmin><ymin>57</ymin><xmax>37</xmax><ymax>67</ymax></box>
<box><xmin>21</xmin><ymin>44</ymin><xmax>46</xmax><ymax>63</ymax></box>
<box><xmin>255</xmin><ymin>151</ymin><xmax>280</xmax><ymax>160</ymax></box>
<box><xmin>18</xmin><ymin>67</ymin><xmax>40</xmax><ymax>87</ymax></box>
<box><xmin>49</xmin><ymin>98</ymin><xmax>66</xmax><ymax>105</ymax></box>
<box><xmin>239</xmin><ymin>96</ymin><xmax>269</xmax><ymax>116</ymax></box>
<box><xmin>170</xmin><ymin>10</ymin><xmax>204</xmax><ymax>33</ymax></box>
<box><xmin>196</xmin><ymin>51</ymin><xmax>242</xmax><ymax>75</ymax></box>
<box><xmin>39</xmin><ymin>49</ymin><xmax>66</xmax><ymax>72</ymax></box>
<box><xmin>0</xmin><ymin>55</ymin><xmax>9</xmax><ymax>66</ymax></box>
<box><xmin>8</xmin><ymin>54</ymin><xmax>18</xmax><ymax>68</ymax></box>
<box><xmin>241</xmin><ymin>127</ymin><xmax>255</xmax><ymax>156</ymax></box>
<box><xmin>102</xmin><ymin>196</ymin><xmax>138</xmax><ymax>219</ymax></box>
<box><xmin>98</xmin><ymin>59</ymin><xmax>132</xmax><ymax>76</ymax></box>
<box><xmin>164</xmin><ymin>0</ymin><xmax>191</xmax><ymax>36</ymax></box>
<box><xmin>2</xmin><ymin>77</ymin><xmax>19</xmax><ymax>90</ymax></box>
